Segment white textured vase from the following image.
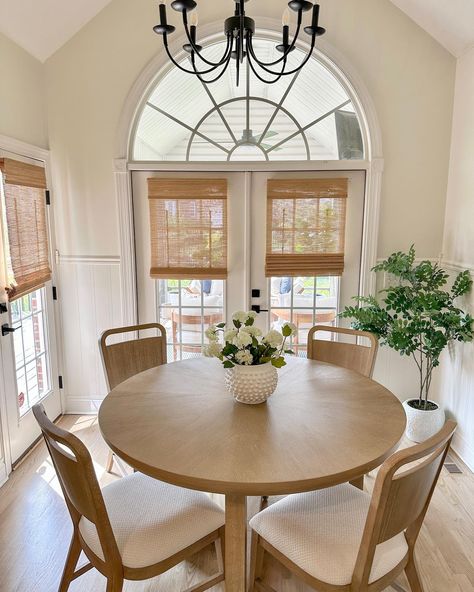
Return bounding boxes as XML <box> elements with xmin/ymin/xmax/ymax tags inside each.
<box><xmin>225</xmin><ymin>363</ymin><xmax>278</xmax><ymax>405</ymax></box>
<box><xmin>403</xmin><ymin>399</ymin><xmax>445</xmax><ymax>443</ymax></box>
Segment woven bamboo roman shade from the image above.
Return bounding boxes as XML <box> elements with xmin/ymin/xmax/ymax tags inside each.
<box><xmin>266</xmin><ymin>178</ymin><xmax>348</xmax><ymax>277</ymax></box>
<box><xmin>148</xmin><ymin>178</ymin><xmax>228</xmax><ymax>279</ymax></box>
<box><xmin>0</xmin><ymin>158</ymin><xmax>51</xmax><ymax>300</ymax></box>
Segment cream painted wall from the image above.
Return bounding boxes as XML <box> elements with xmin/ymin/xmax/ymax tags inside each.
<box><xmin>45</xmin><ymin>0</ymin><xmax>455</xmax><ymax>258</ymax></box>
<box><xmin>43</xmin><ymin>0</ymin><xmax>456</xmax><ymax>408</ymax></box>
<box><xmin>0</xmin><ymin>32</ymin><xmax>48</xmax><ymax>148</ymax></box>
<box><xmin>435</xmin><ymin>48</ymin><xmax>474</xmax><ymax>470</ymax></box>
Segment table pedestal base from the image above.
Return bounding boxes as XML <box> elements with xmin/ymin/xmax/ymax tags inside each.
<box><xmin>225</xmin><ymin>494</ymin><xmax>248</xmax><ymax>592</ymax></box>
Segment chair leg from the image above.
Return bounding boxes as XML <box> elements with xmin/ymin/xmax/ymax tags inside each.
<box><xmin>249</xmin><ymin>530</ymin><xmax>265</xmax><ymax>592</ymax></box>
<box><xmin>106</xmin><ymin>576</ymin><xmax>124</xmax><ymax>592</ymax></box>
<box><xmin>260</xmin><ymin>496</ymin><xmax>269</xmax><ymax>511</ymax></box>
<box><xmin>106</xmin><ymin>450</ymin><xmax>114</xmax><ymax>474</ymax></box>
<box><xmin>216</xmin><ymin>527</ymin><xmax>225</xmax><ymax>574</ymax></box>
<box><xmin>405</xmin><ymin>556</ymin><xmax>424</xmax><ymax>592</ymax></box>
<box><xmin>58</xmin><ymin>533</ymin><xmax>82</xmax><ymax>592</ymax></box>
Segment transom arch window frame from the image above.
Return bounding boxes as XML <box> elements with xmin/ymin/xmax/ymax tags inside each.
<box><xmin>131</xmin><ymin>28</ymin><xmax>369</xmax><ymax>164</ymax></box>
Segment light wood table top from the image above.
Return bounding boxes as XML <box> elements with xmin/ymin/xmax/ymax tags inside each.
<box><xmin>99</xmin><ymin>356</ymin><xmax>406</xmax><ymax>592</ymax></box>
<box><xmin>99</xmin><ymin>356</ymin><xmax>406</xmax><ymax>496</ymax></box>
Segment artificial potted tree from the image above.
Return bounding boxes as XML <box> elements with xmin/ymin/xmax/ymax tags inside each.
<box><xmin>340</xmin><ymin>246</ymin><xmax>473</xmax><ymax>442</ymax></box>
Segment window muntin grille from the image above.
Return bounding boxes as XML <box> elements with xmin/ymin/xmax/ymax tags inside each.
<box><xmin>133</xmin><ymin>38</ymin><xmax>364</xmax><ymax>163</ymax></box>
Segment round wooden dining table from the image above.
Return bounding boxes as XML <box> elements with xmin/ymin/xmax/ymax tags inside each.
<box><xmin>99</xmin><ymin>356</ymin><xmax>406</xmax><ymax>592</ymax></box>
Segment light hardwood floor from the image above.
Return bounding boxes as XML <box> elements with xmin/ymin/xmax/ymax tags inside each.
<box><xmin>0</xmin><ymin>415</ymin><xmax>473</xmax><ymax>592</ymax></box>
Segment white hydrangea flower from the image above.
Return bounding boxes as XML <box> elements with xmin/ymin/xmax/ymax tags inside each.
<box><xmin>235</xmin><ymin>349</ymin><xmax>253</xmax><ymax>365</ymax></box>
<box><xmin>247</xmin><ymin>311</ymin><xmax>257</xmax><ymax>320</ymax></box>
<box><xmin>205</xmin><ymin>325</ymin><xmax>219</xmax><ymax>342</ymax></box>
<box><xmin>234</xmin><ymin>331</ymin><xmax>253</xmax><ymax>348</ymax></box>
<box><xmin>232</xmin><ymin>311</ymin><xmax>249</xmax><ymax>324</ymax></box>
<box><xmin>242</xmin><ymin>325</ymin><xmax>262</xmax><ymax>337</ymax></box>
<box><xmin>263</xmin><ymin>329</ymin><xmax>284</xmax><ymax>348</ymax></box>
<box><xmin>283</xmin><ymin>322</ymin><xmax>298</xmax><ymax>336</ymax></box>
<box><xmin>224</xmin><ymin>329</ymin><xmax>238</xmax><ymax>342</ymax></box>
<box><xmin>203</xmin><ymin>342</ymin><xmax>223</xmax><ymax>358</ymax></box>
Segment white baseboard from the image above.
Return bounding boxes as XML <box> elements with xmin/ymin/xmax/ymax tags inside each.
<box><xmin>0</xmin><ymin>460</ymin><xmax>9</xmax><ymax>488</ymax></box>
<box><xmin>64</xmin><ymin>397</ymin><xmax>104</xmax><ymax>415</ymax></box>
<box><xmin>452</xmin><ymin>432</ymin><xmax>474</xmax><ymax>473</ymax></box>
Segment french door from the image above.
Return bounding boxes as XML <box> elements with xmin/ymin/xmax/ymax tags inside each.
<box><xmin>0</xmin><ymin>152</ymin><xmax>61</xmax><ymax>468</ymax></box>
<box><xmin>132</xmin><ymin>170</ymin><xmax>365</xmax><ymax>360</ymax></box>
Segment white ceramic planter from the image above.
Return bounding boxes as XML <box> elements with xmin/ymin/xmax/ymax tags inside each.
<box><xmin>225</xmin><ymin>363</ymin><xmax>278</xmax><ymax>404</ymax></box>
<box><xmin>403</xmin><ymin>399</ymin><xmax>445</xmax><ymax>443</ymax></box>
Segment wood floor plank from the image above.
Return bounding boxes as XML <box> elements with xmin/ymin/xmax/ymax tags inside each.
<box><xmin>0</xmin><ymin>416</ymin><xmax>472</xmax><ymax>592</ymax></box>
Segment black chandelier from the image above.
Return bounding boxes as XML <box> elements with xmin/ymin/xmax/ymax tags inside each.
<box><xmin>153</xmin><ymin>0</ymin><xmax>326</xmax><ymax>86</ymax></box>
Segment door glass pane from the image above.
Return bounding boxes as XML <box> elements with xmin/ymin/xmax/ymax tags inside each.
<box><xmin>10</xmin><ymin>287</ymin><xmax>52</xmax><ymax>417</ymax></box>
<box><xmin>156</xmin><ymin>279</ymin><xmax>225</xmax><ymax>361</ymax></box>
<box><xmin>270</xmin><ymin>276</ymin><xmax>339</xmax><ymax>357</ymax></box>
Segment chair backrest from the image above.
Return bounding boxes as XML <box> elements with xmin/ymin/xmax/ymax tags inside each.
<box><xmin>32</xmin><ymin>404</ymin><xmax>121</xmax><ymax>564</ymax></box>
<box><xmin>353</xmin><ymin>420</ymin><xmax>457</xmax><ymax>587</ymax></box>
<box><xmin>307</xmin><ymin>325</ymin><xmax>378</xmax><ymax>378</ymax></box>
<box><xmin>100</xmin><ymin>323</ymin><xmax>167</xmax><ymax>390</ymax></box>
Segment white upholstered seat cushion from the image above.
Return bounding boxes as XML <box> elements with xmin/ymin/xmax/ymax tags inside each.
<box><xmin>249</xmin><ymin>483</ymin><xmax>408</xmax><ymax>586</ymax></box>
<box><xmin>79</xmin><ymin>473</ymin><xmax>225</xmax><ymax>569</ymax></box>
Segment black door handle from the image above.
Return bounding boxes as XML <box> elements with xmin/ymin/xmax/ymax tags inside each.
<box><xmin>2</xmin><ymin>324</ymin><xmax>21</xmax><ymax>337</ymax></box>
<box><xmin>251</xmin><ymin>305</ymin><xmax>269</xmax><ymax>314</ymax></box>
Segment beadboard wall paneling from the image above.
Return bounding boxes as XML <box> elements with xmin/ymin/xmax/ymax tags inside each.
<box><xmin>58</xmin><ymin>256</ymin><xmax>122</xmax><ymax>414</ymax></box>
<box><xmin>434</xmin><ymin>261</ymin><xmax>474</xmax><ymax>471</ymax></box>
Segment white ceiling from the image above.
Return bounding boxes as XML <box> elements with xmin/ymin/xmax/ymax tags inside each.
<box><xmin>389</xmin><ymin>0</ymin><xmax>474</xmax><ymax>57</ymax></box>
<box><xmin>0</xmin><ymin>0</ymin><xmax>113</xmax><ymax>62</ymax></box>
<box><xmin>0</xmin><ymin>0</ymin><xmax>473</xmax><ymax>62</ymax></box>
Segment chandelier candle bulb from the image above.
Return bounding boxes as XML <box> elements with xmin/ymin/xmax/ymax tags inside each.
<box><xmin>282</xmin><ymin>7</ymin><xmax>291</xmax><ymax>26</ymax></box>
<box><xmin>190</xmin><ymin>10</ymin><xmax>198</xmax><ymax>27</ymax></box>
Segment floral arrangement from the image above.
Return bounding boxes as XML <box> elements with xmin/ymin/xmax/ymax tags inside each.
<box><xmin>204</xmin><ymin>311</ymin><xmax>297</xmax><ymax>368</ymax></box>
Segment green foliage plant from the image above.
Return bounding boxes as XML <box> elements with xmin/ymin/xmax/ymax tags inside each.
<box><xmin>339</xmin><ymin>246</ymin><xmax>473</xmax><ymax>410</ymax></box>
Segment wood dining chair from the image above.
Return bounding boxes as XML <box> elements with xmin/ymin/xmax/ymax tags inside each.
<box><xmin>99</xmin><ymin>323</ymin><xmax>167</xmax><ymax>473</ymax></box>
<box><xmin>307</xmin><ymin>325</ymin><xmax>379</xmax><ymax>378</ymax></box>
<box><xmin>260</xmin><ymin>325</ymin><xmax>379</xmax><ymax>510</ymax></box>
<box><xmin>33</xmin><ymin>404</ymin><xmax>225</xmax><ymax>592</ymax></box>
<box><xmin>249</xmin><ymin>420</ymin><xmax>456</xmax><ymax>592</ymax></box>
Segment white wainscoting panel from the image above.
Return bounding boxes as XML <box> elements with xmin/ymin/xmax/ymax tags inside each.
<box><xmin>58</xmin><ymin>256</ymin><xmax>122</xmax><ymax>414</ymax></box>
<box><xmin>433</xmin><ymin>261</ymin><xmax>474</xmax><ymax>471</ymax></box>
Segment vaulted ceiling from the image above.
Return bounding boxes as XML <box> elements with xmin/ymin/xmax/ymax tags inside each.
<box><xmin>0</xmin><ymin>0</ymin><xmax>473</xmax><ymax>62</ymax></box>
<box><xmin>0</xmin><ymin>0</ymin><xmax>113</xmax><ymax>62</ymax></box>
<box><xmin>390</xmin><ymin>0</ymin><xmax>474</xmax><ymax>57</ymax></box>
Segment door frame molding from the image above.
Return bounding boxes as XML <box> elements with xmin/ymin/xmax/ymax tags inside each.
<box><xmin>114</xmin><ymin>18</ymin><xmax>384</xmax><ymax>329</ymax></box>
<box><xmin>0</xmin><ymin>134</ymin><xmax>63</xmax><ymax>481</ymax></box>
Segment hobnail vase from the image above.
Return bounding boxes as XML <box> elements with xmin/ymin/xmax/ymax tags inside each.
<box><xmin>225</xmin><ymin>362</ymin><xmax>278</xmax><ymax>405</ymax></box>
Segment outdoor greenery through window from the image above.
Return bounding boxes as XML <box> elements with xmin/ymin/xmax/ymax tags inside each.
<box><xmin>11</xmin><ymin>288</ymin><xmax>51</xmax><ymax>416</ymax></box>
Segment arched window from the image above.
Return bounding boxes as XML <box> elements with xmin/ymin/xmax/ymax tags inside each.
<box><xmin>133</xmin><ymin>36</ymin><xmax>365</xmax><ymax>162</ymax></box>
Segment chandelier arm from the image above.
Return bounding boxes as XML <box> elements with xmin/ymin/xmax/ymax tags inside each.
<box><xmin>182</xmin><ymin>15</ymin><xmax>233</xmax><ymax>66</ymax></box>
<box><xmin>247</xmin><ymin>11</ymin><xmax>303</xmax><ymax>67</ymax></box>
<box><xmin>191</xmin><ymin>51</ymin><xmax>233</xmax><ymax>85</ymax></box>
<box><xmin>247</xmin><ymin>51</ymin><xmax>288</xmax><ymax>85</ymax></box>
<box><xmin>247</xmin><ymin>32</ymin><xmax>316</xmax><ymax>77</ymax></box>
<box><xmin>163</xmin><ymin>35</ymin><xmax>229</xmax><ymax>75</ymax></box>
